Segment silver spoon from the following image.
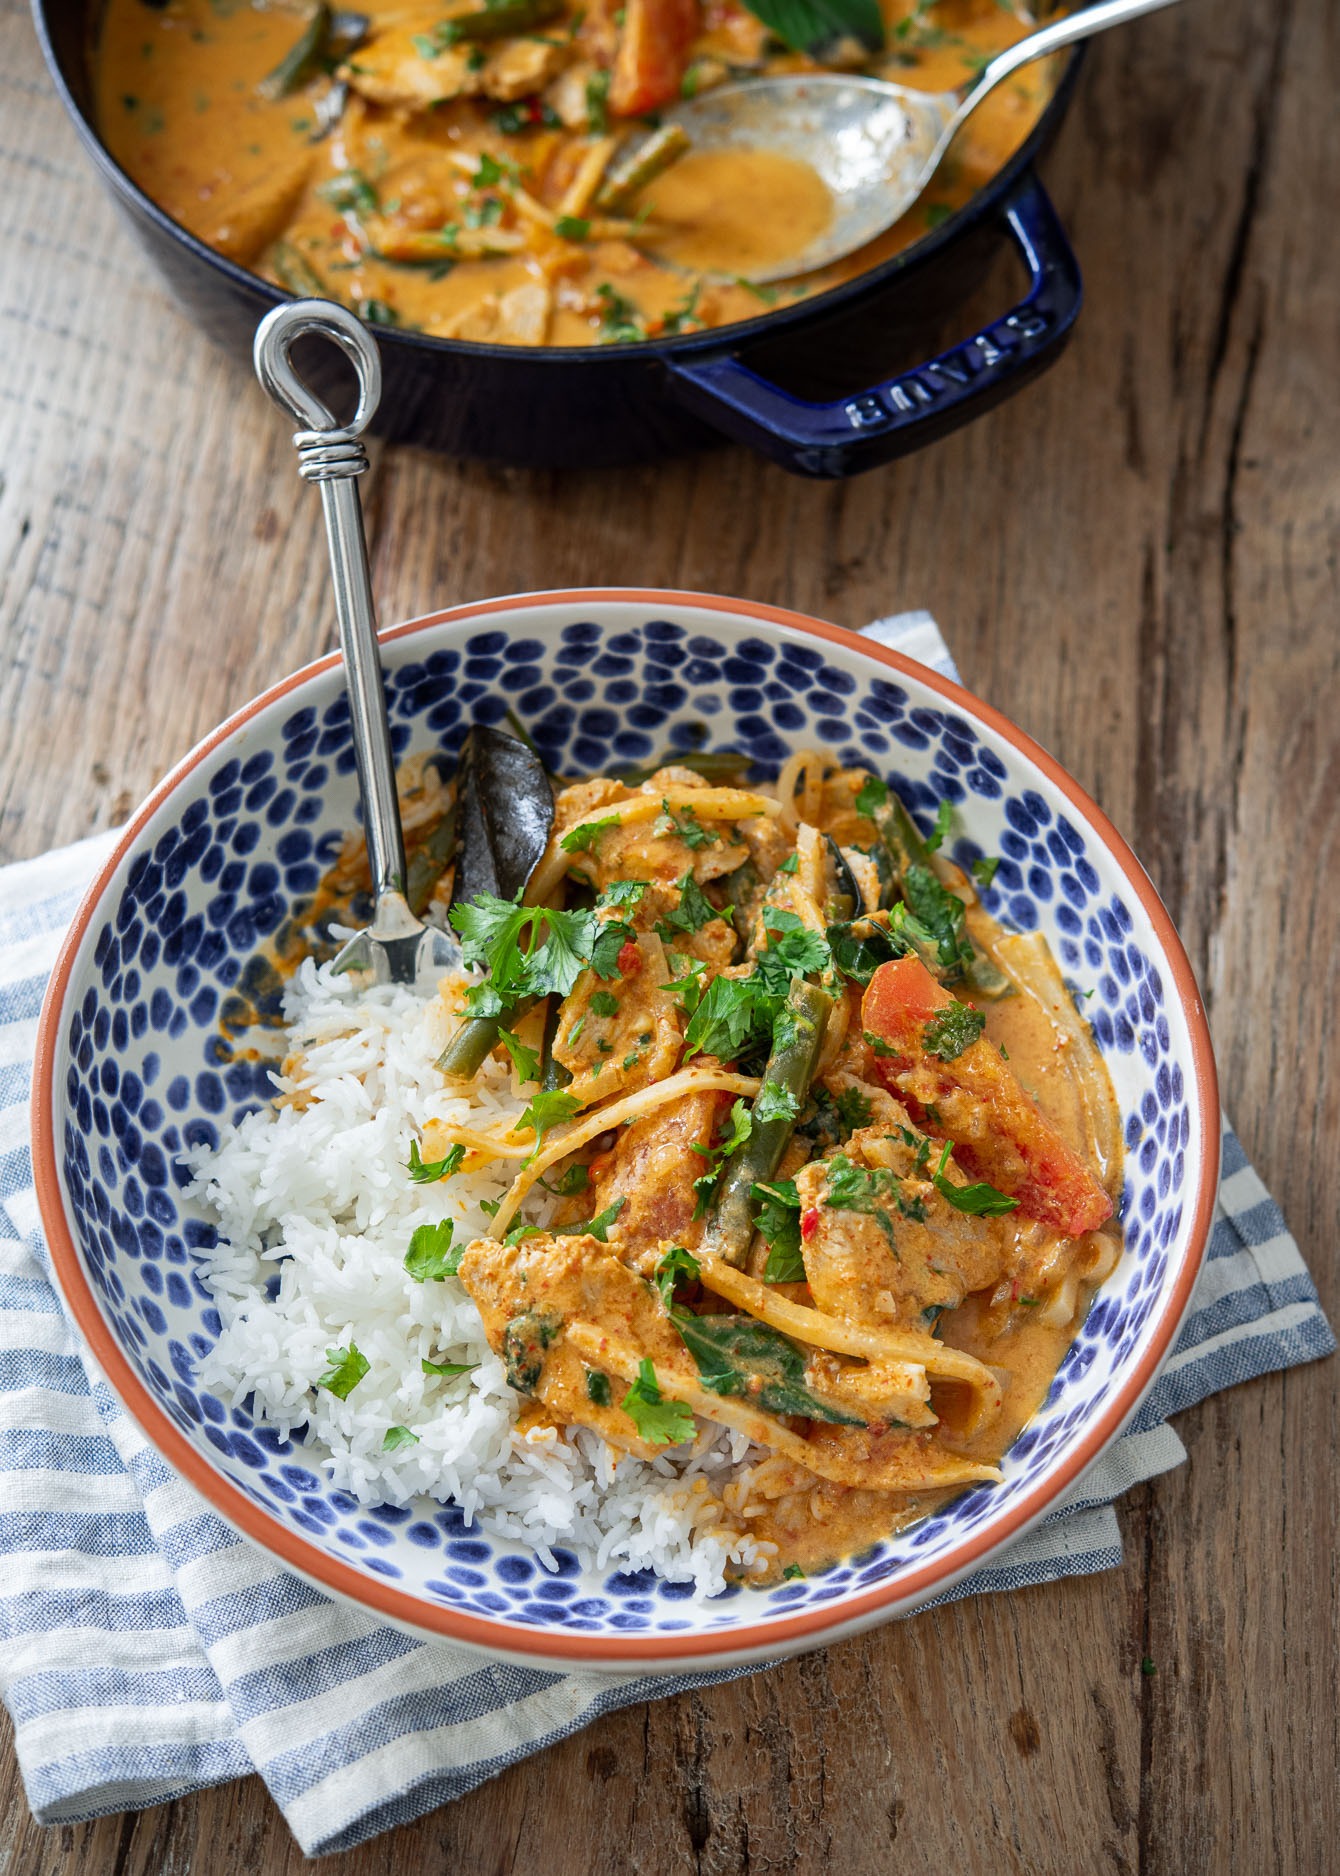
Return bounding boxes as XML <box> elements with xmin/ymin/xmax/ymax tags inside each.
<box><xmin>253</xmin><ymin>299</ymin><xmax>456</xmax><ymax>985</ymax></box>
<box><xmin>662</xmin><ymin>0</ymin><xmax>1182</xmax><ymax>283</ymax></box>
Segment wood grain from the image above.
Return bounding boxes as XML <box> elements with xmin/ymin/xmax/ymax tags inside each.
<box><xmin>1</xmin><ymin>0</ymin><xmax>1336</xmax><ymax>1864</ymax></box>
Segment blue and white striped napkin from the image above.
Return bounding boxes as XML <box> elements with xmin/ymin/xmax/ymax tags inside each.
<box><xmin>0</xmin><ymin>616</ymin><xmax>1331</xmax><ymax>1854</ymax></box>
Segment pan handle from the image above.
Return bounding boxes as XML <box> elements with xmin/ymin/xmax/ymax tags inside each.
<box><xmin>662</xmin><ymin>171</ymin><xmax>1082</xmax><ymax>479</ymax></box>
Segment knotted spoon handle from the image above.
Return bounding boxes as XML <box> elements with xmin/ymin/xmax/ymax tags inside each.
<box><xmin>253</xmin><ymin>301</ymin><xmax>406</xmax><ymax>907</ymax></box>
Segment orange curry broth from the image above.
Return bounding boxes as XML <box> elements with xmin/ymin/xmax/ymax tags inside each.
<box><xmin>94</xmin><ymin>0</ymin><xmax>1060</xmax><ymax>346</ymax></box>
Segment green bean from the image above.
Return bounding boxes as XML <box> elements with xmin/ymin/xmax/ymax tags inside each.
<box><xmin>258</xmin><ymin>4</ymin><xmax>332</xmax><ymax>101</ymax></box>
<box><xmin>270</xmin><ymin>240</ymin><xmax>327</xmax><ymax>298</ymax></box>
<box><xmin>415</xmin><ymin>0</ymin><xmax>562</xmax><ymax>52</ymax></box>
<box><xmin>707</xmin><ymin>978</ymin><xmax>831</xmax><ymax>1267</ymax></box>
<box><xmin>595</xmin><ymin>123</ymin><xmax>692</xmax><ymax>214</ymax></box>
<box><xmin>436</xmin><ymin>992</ymin><xmax>536</xmax><ymax>1080</ymax></box>
<box><xmin>406</xmin><ymin>801</ymin><xmax>458</xmax><ymax>917</ymax></box>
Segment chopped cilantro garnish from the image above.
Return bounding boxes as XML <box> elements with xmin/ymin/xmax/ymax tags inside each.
<box><xmin>855</xmin><ymin>774</ymin><xmax>889</xmax><ymax>817</ymax></box>
<box><xmin>518</xmin><ymin>1088</ymin><xmax>582</xmax><ymax>1160</ymax></box>
<box><xmin>590</xmin><ymin>917</ymin><xmax>635</xmax><ymax>979</ymax></box>
<box><xmin>754</xmin><ymin>1079</ymin><xmax>801</xmax><ymax>1127</ymax></box>
<box><xmin>588</xmin><ymin>990</ymin><xmax>619</xmax><ymax>1019</ymax></box>
<box><xmin>497</xmin><ymin>1026</ymin><xmax>541</xmax><ymax>1082</ymax></box>
<box><xmin>504</xmin><ymin>1222</ymin><xmax>544</xmax><ymax>1247</ymax></box>
<box><xmin>449</xmin><ymin>890</ymin><xmax>596</xmax><ymax>1010</ymax></box>
<box><xmin>317</xmin><ymin>1342</ymin><xmax>369</xmax><ymax>1399</ymax></box>
<box><xmin>655</xmin><ymin>870</ymin><xmax>725</xmax><ymax>942</ymax></box>
<box><xmin>597</xmin><ymin>878</ymin><xmax>647</xmax><ymax>909</ymax></box>
<box><xmin>777</xmin><ymin>852</ymin><xmax>800</xmax><ymax>874</ymax></box>
<box><xmin>554</xmin><ymin>213</ymin><xmax>590</xmax><ymax>240</ymax></box>
<box><xmin>407</xmin><ymin>1139</ymin><xmax>465</xmax><ymax>1183</ymax></box>
<box><xmin>585</xmin><ymin>1368</ymin><xmax>612</xmax><ymax>1406</ymax></box>
<box><xmin>404</xmin><ymin>1220</ymin><xmax>459</xmax><ymax>1282</ymax></box>
<box><xmin>560</xmin><ymin>814</ymin><xmax>619</xmax><ymax>855</ymax></box>
<box><xmin>924</xmin><ymin>800</ymin><xmax>953</xmax><ymax>852</ymax></box>
<box><xmin>752</xmin><ymin>1179</ymin><xmax>803</xmax><ymax>1282</ymax></box>
<box><xmin>782</xmin><ymin>1563</ymin><xmax>805</xmax><ymax>1580</ymax></box>
<box><xmin>538</xmin><ymin>1162</ymin><xmax>589</xmax><ymax>1197</ymax></box>
<box><xmin>655</xmin><ymin>1243</ymin><xmax>701</xmax><ymax>1310</ymax></box>
<box><xmin>421</xmin><ymin>1356</ymin><xmax>476</xmax><ymax>1378</ymax></box>
<box><xmin>755</xmin><ymin>907</ymin><xmax>830</xmax><ymax>993</ymax></box>
<box><xmin>554</xmin><ymin>1196</ymin><xmax>626</xmax><ymax>1243</ymax></box>
<box><xmin>921</xmin><ymin>1002</ymin><xmax>986</xmax><ymax>1061</ymax></box>
<box><xmin>690</xmin><ymin>1099</ymin><xmax>751</xmax><ymax>1215</ymax></box>
<box><xmin>621</xmin><ymin>1359</ymin><xmax>694</xmax><ymax>1446</ymax></box>
<box><xmin>972</xmin><ymin>855</ymin><xmax>1000</xmax><ymax>888</ymax></box>
<box><xmin>824</xmin><ymin>1154</ymin><xmax>900</xmax><ymax>1214</ymax></box>
<box><xmin>382</xmin><ymin>1424</ymin><xmax>419</xmax><ymax>1451</ymax></box>
<box><xmin>655</xmin><ymin>798</ymin><xmax>716</xmax><ymax>850</ymax></box>
<box><xmin>835</xmin><ymin>1087</ymin><xmax>873</xmax><ymax>1134</ymax></box>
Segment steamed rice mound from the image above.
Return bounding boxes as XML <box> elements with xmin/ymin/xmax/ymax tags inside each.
<box><xmin>185</xmin><ymin>958</ymin><xmax>775</xmax><ymax>1595</ymax></box>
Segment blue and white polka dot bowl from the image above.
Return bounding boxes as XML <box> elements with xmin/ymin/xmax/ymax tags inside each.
<box><xmin>33</xmin><ymin>591</ymin><xmax>1219</xmax><ymax>1672</ymax></box>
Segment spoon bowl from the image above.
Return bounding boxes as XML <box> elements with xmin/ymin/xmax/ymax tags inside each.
<box><xmin>665</xmin><ymin>0</ymin><xmax>1181</xmax><ymax>283</ymax></box>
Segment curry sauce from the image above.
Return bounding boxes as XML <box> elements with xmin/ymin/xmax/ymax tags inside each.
<box><xmin>94</xmin><ymin>0</ymin><xmax>1061</xmax><ymax>346</ymax></box>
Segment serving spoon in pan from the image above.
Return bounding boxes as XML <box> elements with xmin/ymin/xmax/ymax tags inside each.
<box><xmin>659</xmin><ymin>0</ymin><xmax>1183</xmax><ymax>284</ymax></box>
<box><xmin>254</xmin><ymin>300</ymin><xmax>458</xmax><ymax>985</ymax></box>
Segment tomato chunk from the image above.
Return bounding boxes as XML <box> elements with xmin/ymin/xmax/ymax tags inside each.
<box><xmin>861</xmin><ymin>957</ymin><xmax>1114</xmax><ymax>1238</ymax></box>
<box><xmin>616</xmin><ymin>938</ymin><xmax>642</xmax><ymax>977</ymax></box>
<box><xmin>609</xmin><ymin>0</ymin><xmax>700</xmax><ymax>115</ymax></box>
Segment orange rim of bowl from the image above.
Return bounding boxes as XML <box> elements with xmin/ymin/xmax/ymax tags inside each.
<box><xmin>31</xmin><ymin>589</ymin><xmax>1220</xmax><ymax>1665</ymax></box>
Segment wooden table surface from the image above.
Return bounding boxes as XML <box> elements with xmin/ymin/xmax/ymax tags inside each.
<box><xmin>2</xmin><ymin>0</ymin><xmax>1337</xmax><ymax>1866</ymax></box>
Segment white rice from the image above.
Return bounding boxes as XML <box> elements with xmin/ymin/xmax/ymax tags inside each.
<box><xmin>185</xmin><ymin>958</ymin><xmax>776</xmax><ymax>1593</ymax></box>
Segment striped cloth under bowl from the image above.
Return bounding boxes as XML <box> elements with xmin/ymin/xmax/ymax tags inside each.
<box><xmin>0</xmin><ymin>614</ymin><xmax>1330</xmax><ymax>1853</ymax></box>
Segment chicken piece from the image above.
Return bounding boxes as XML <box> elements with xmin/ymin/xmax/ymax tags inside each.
<box><xmin>794</xmin><ymin>1115</ymin><xmax>1019</xmax><ymax>1330</ymax></box>
<box><xmin>553</xmin><ymin>931</ymin><xmax>681</xmax><ymax>1092</ymax></box>
<box><xmin>497</xmin><ymin>280</ymin><xmax>553</xmax><ymax>342</ymax></box>
<box><xmin>481</xmin><ymin>35</ymin><xmax>571</xmax><ymax>99</ymax></box>
<box><xmin>437</xmin><ymin>294</ymin><xmax>504</xmax><ymax>341</ymax></box>
<box><xmin>342</xmin><ymin>26</ymin><xmax>568</xmax><ymax>107</ymax></box>
<box><xmin>862</xmin><ymin>957</ymin><xmax>1114</xmax><ymax>1237</ymax></box>
<box><xmin>457</xmin><ymin>1232</ymin><xmax>692</xmax><ymax>1453</ymax></box>
<box><xmin>586</xmin><ymin>1087</ymin><xmax>729</xmax><ymax>1255</ymax></box>
<box><xmin>201</xmin><ymin>151</ymin><xmax>313</xmax><ymax>266</ymax></box>
<box><xmin>546</xmin><ymin>57</ymin><xmax>603</xmax><ymax>129</ymax></box>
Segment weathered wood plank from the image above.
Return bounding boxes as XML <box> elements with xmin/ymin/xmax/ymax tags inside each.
<box><xmin>0</xmin><ymin>0</ymin><xmax>1335</xmax><ymax>1864</ymax></box>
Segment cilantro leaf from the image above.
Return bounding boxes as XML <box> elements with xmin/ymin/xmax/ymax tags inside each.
<box><xmin>556</xmin><ymin>1196</ymin><xmax>626</xmax><ymax>1243</ymax></box>
<box><xmin>449</xmin><ymin>888</ymin><xmax>529</xmax><ymax>973</ymax></box>
<box><xmin>682</xmin><ymin>972</ymin><xmax>762</xmax><ymax>1061</ymax></box>
<box><xmin>931</xmin><ymin>1141</ymin><xmax>1019</xmax><ymax>1215</ymax></box>
<box><xmin>560</xmin><ymin>814</ymin><xmax>619</xmax><ymax>855</ymax></box>
<box><xmin>404</xmin><ymin>1220</ymin><xmax>459</xmax><ymax>1281</ymax></box>
<box><xmin>519</xmin><ymin>1088</ymin><xmax>582</xmax><ymax>1159</ymax></box>
<box><xmin>655</xmin><ymin>799</ymin><xmax>717</xmax><ymax>850</ymax></box>
<box><xmin>921</xmin><ymin>1002</ymin><xmax>986</xmax><ymax>1061</ymax></box>
<box><xmin>504</xmin><ymin>1222</ymin><xmax>545</xmax><ymax>1247</ymax></box>
<box><xmin>924</xmin><ymin>800</ymin><xmax>954</xmax><ymax>853</ymax></box>
<box><xmin>538</xmin><ymin>1162</ymin><xmax>589</xmax><ymax>1197</ymax></box>
<box><xmin>585</xmin><ymin>1368</ymin><xmax>611</xmax><ymax>1405</ymax></box>
<box><xmin>690</xmin><ymin>1099</ymin><xmax>752</xmax><ymax>1216</ymax></box>
<box><xmin>824</xmin><ymin>1154</ymin><xmax>900</xmax><ymax>1213</ymax></box>
<box><xmin>972</xmin><ymin>855</ymin><xmax>1000</xmax><ymax>888</ymax></box>
<box><xmin>661</xmin><ymin>953</ymin><xmax>709</xmax><ymax>1018</ymax></box>
<box><xmin>754</xmin><ymin>1079</ymin><xmax>800</xmax><ymax>1127</ymax></box>
<box><xmin>589</xmin><ymin>989</ymin><xmax>620</xmax><ymax>1018</ymax></box>
<box><xmin>523</xmin><ymin>906</ymin><xmax>597</xmax><ymax>998</ymax></box>
<box><xmin>407</xmin><ymin>1139</ymin><xmax>466</xmax><ymax>1183</ymax></box>
<box><xmin>855</xmin><ymin>774</ymin><xmax>890</xmax><ymax>817</ymax></box>
<box><xmin>597</xmin><ymin>879</ymin><xmax>648</xmax><ymax>909</ymax></box>
<box><xmin>777</xmin><ymin>851</ymin><xmax>800</xmax><ymax>875</ymax></box>
<box><xmin>835</xmin><ymin>1087</ymin><xmax>873</xmax><ymax>1134</ymax></box>
<box><xmin>383</xmin><ymin>1424</ymin><xmax>419</xmax><ymax>1451</ymax></box>
<box><xmin>591</xmin><ymin>918</ymin><xmax>635</xmax><ymax>979</ymax></box>
<box><xmin>621</xmin><ymin>1359</ymin><xmax>695</xmax><ymax>1446</ymax></box>
<box><xmin>318</xmin><ymin>1342</ymin><xmax>369</xmax><ymax>1399</ymax></box>
<box><xmin>421</xmin><ymin>1356</ymin><xmax>477</xmax><ymax>1378</ymax></box>
<box><xmin>497</xmin><ymin>1026</ymin><xmax>541</xmax><ymax>1082</ymax></box>
<box><xmin>655</xmin><ymin>870</ymin><xmax>726</xmax><ymax>942</ymax></box>
<box><xmin>655</xmin><ymin>1243</ymin><xmax>701</xmax><ymax>1310</ymax></box>
<box><xmin>752</xmin><ymin>1179</ymin><xmax>804</xmax><ymax>1283</ymax></box>
<box><xmin>900</xmin><ymin>865</ymin><xmax>974</xmax><ymax>975</ymax></box>
<box><xmin>755</xmin><ymin>907</ymin><xmax>830</xmax><ymax>993</ymax></box>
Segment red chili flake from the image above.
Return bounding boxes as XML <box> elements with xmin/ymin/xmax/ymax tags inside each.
<box><xmin>617</xmin><ymin>939</ymin><xmax>642</xmax><ymax>977</ymax></box>
<box><xmin>801</xmin><ymin>1208</ymin><xmax>820</xmax><ymax>1242</ymax></box>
